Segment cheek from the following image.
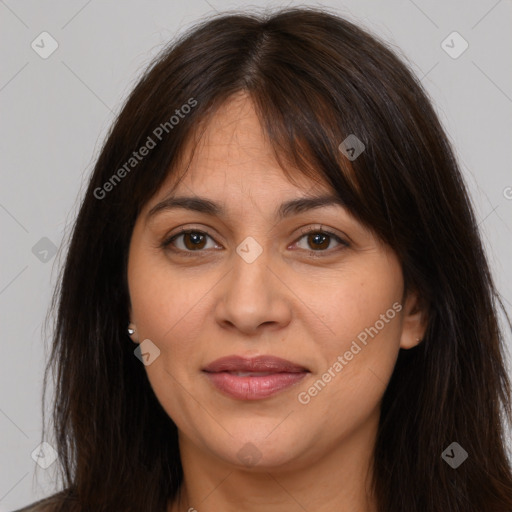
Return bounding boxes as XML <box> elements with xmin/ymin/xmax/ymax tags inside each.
<box><xmin>127</xmin><ymin>250</ymin><xmax>209</xmax><ymax>426</ymax></box>
<box><xmin>299</xmin><ymin>257</ymin><xmax>403</xmax><ymax>408</ymax></box>
<box><xmin>127</xmin><ymin>246</ymin><xmax>219</xmax><ymax>382</ymax></box>
<box><xmin>128</xmin><ymin>241</ymin><xmax>193</xmax><ymax>336</ymax></box>
<box><xmin>297</xmin><ymin>311</ymin><xmax>401</xmax><ymax>444</ymax></box>
<box><xmin>130</xmin><ymin>277</ymin><xmax>203</xmax><ymax>360</ymax></box>
<box><xmin>306</xmin><ymin>259</ymin><xmax>403</xmax><ymax>352</ymax></box>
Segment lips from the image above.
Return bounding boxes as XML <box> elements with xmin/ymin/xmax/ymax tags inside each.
<box><xmin>203</xmin><ymin>355</ymin><xmax>309</xmax><ymax>400</ymax></box>
<box><xmin>203</xmin><ymin>355</ymin><xmax>308</xmax><ymax>373</ymax></box>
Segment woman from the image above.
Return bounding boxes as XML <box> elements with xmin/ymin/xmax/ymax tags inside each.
<box><xmin>15</xmin><ymin>7</ymin><xmax>512</xmax><ymax>512</ymax></box>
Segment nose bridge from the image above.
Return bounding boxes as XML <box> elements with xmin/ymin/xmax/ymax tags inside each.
<box><xmin>215</xmin><ymin>236</ymin><xmax>291</xmax><ymax>332</ymax></box>
<box><xmin>230</xmin><ymin>235</ymin><xmax>273</xmax><ymax>301</ymax></box>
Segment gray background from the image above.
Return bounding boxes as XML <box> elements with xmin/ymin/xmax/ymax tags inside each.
<box><xmin>1</xmin><ymin>0</ymin><xmax>511</xmax><ymax>508</ymax></box>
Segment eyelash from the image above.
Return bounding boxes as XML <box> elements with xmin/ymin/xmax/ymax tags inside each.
<box><xmin>159</xmin><ymin>225</ymin><xmax>349</xmax><ymax>258</ymax></box>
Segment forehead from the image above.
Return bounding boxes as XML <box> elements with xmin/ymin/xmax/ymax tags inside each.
<box><xmin>149</xmin><ymin>92</ymin><xmax>334</xmax><ymax>206</ymax></box>
<box><xmin>137</xmin><ymin>93</ymin><xmax>377</xmax><ymax>245</ymax></box>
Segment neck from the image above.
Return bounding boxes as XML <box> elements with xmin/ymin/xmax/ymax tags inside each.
<box><xmin>169</xmin><ymin>412</ymin><xmax>379</xmax><ymax>512</ymax></box>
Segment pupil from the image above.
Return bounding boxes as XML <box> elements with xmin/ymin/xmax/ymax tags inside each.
<box><xmin>310</xmin><ymin>233</ymin><xmax>328</xmax><ymax>250</ymax></box>
<box><xmin>186</xmin><ymin>232</ymin><xmax>205</xmax><ymax>249</ymax></box>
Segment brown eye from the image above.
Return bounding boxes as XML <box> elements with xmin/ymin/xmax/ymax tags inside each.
<box><xmin>161</xmin><ymin>226</ymin><xmax>348</xmax><ymax>258</ymax></box>
<box><xmin>182</xmin><ymin>231</ymin><xmax>207</xmax><ymax>250</ymax></box>
<box><xmin>294</xmin><ymin>227</ymin><xmax>349</xmax><ymax>255</ymax></box>
<box><xmin>162</xmin><ymin>230</ymin><xmax>220</xmax><ymax>253</ymax></box>
<box><xmin>305</xmin><ymin>232</ymin><xmax>331</xmax><ymax>250</ymax></box>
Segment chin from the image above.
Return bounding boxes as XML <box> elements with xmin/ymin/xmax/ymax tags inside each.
<box><xmin>200</xmin><ymin>421</ymin><xmax>309</xmax><ymax>471</ymax></box>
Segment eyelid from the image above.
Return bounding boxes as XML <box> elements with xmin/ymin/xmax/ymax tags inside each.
<box><xmin>159</xmin><ymin>225</ymin><xmax>222</xmax><ymax>254</ymax></box>
<box><xmin>296</xmin><ymin>224</ymin><xmax>348</xmax><ymax>244</ymax></box>
<box><xmin>292</xmin><ymin>225</ymin><xmax>350</xmax><ymax>254</ymax></box>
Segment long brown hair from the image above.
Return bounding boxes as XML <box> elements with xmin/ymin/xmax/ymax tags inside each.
<box><xmin>31</xmin><ymin>7</ymin><xmax>512</xmax><ymax>511</ymax></box>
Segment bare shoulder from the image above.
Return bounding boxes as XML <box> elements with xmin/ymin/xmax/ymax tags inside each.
<box><xmin>11</xmin><ymin>498</ymin><xmax>57</xmax><ymax>512</ymax></box>
<box><xmin>11</xmin><ymin>500</ymin><xmax>53</xmax><ymax>512</ymax></box>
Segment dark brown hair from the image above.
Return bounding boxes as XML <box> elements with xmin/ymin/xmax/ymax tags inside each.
<box><xmin>26</xmin><ymin>6</ymin><xmax>512</xmax><ymax>512</ymax></box>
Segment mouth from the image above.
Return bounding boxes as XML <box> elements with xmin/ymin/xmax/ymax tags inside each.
<box><xmin>202</xmin><ymin>355</ymin><xmax>310</xmax><ymax>400</ymax></box>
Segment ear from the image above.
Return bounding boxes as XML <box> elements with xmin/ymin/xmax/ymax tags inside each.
<box><xmin>127</xmin><ymin>322</ymin><xmax>139</xmax><ymax>343</ymax></box>
<box><xmin>399</xmin><ymin>289</ymin><xmax>428</xmax><ymax>349</ymax></box>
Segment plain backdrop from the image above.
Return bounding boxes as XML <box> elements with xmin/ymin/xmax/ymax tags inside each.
<box><xmin>1</xmin><ymin>0</ymin><xmax>511</xmax><ymax>509</ymax></box>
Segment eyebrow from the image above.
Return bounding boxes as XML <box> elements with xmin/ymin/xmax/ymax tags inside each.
<box><xmin>146</xmin><ymin>193</ymin><xmax>346</xmax><ymax>223</ymax></box>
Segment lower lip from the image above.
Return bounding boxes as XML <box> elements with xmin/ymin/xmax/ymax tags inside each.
<box><xmin>204</xmin><ymin>371</ymin><xmax>308</xmax><ymax>400</ymax></box>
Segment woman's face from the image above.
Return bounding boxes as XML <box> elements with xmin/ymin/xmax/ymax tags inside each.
<box><xmin>127</xmin><ymin>92</ymin><xmax>424</xmax><ymax>472</ymax></box>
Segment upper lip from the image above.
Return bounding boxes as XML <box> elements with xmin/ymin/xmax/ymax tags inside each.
<box><xmin>203</xmin><ymin>355</ymin><xmax>309</xmax><ymax>373</ymax></box>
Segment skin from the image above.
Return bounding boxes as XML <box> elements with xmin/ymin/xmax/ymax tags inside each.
<box><xmin>127</xmin><ymin>91</ymin><xmax>426</xmax><ymax>512</ymax></box>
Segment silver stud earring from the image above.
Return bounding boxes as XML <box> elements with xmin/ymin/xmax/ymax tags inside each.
<box><xmin>127</xmin><ymin>324</ymin><xmax>136</xmax><ymax>336</ymax></box>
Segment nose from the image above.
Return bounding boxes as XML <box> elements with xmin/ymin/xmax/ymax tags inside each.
<box><xmin>214</xmin><ymin>244</ymin><xmax>292</xmax><ymax>335</ymax></box>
